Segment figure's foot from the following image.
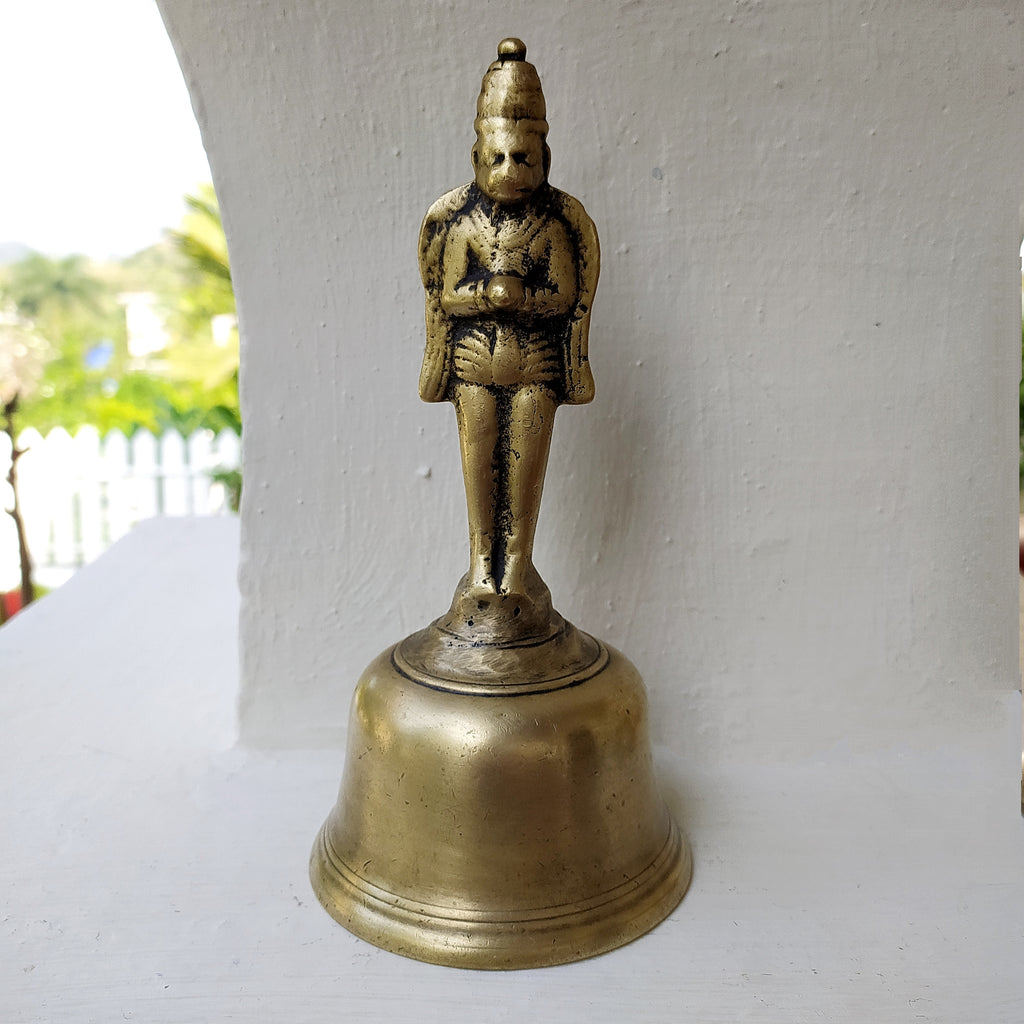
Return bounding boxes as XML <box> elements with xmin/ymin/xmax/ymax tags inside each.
<box><xmin>439</xmin><ymin>565</ymin><xmax>554</xmax><ymax>642</ymax></box>
<box><xmin>499</xmin><ymin>554</ymin><xmax>543</xmax><ymax>602</ymax></box>
<box><xmin>467</xmin><ymin>559</ymin><xmax>493</xmax><ymax>594</ymax></box>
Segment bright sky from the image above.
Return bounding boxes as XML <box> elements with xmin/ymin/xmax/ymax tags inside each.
<box><xmin>1</xmin><ymin>0</ymin><xmax>211</xmax><ymax>259</ymax></box>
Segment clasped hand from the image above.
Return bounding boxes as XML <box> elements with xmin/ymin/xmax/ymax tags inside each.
<box><xmin>484</xmin><ymin>275</ymin><xmax>526</xmax><ymax>311</ymax></box>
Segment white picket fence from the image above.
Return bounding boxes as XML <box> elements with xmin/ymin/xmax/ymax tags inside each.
<box><xmin>0</xmin><ymin>426</ymin><xmax>240</xmax><ymax>590</ymax></box>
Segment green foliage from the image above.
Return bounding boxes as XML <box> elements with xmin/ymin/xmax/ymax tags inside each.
<box><xmin>0</xmin><ymin>184</ymin><xmax>240</xmax><ymax>441</ymax></box>
<box><xmin>0</xmin><ymin>312</ymin><xmax>48</xmax><ymax>405</ymax></box>
<box><xmin>209</xmin><ymin>465</ymin><xmax>242</xmax><ymax>513</ymax></box>
<box><xmin>0</xmin><ymin>186</ymin><xmax>242</xmax><ymax>602</ymax></box>
<box><xmin>169</xmin><ymin>185</ymin><xmax>232</xmax><ymax>287</ymax></box>
<box><xmin>164</xmin><ymin>183</ymin><xmax>235</xmax><ymax>342</ymax></box>
<box><xmin>5</xmin><ymin>253</ymin><xmax>108</xmax><ymax>322</ymax></box>
<box><xmin>1</xmin><ymin>254</ymin><xmax>129</xmax><ymax>432</ymax></box>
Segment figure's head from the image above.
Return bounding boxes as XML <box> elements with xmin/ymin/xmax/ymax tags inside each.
<box><xmin>472</xmin><ymin>39</ymin><xmax>550</xmax><ymax>204</ymax></box>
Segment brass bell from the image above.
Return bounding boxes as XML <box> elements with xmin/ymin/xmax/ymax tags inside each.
<box><xmin>310</xmin><ymin>39</ymin><xmax>690</xmax><ymax>969</ymax></box>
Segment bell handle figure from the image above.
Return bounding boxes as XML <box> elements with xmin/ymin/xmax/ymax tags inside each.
<box><xmin>417</xmin><ymin>38</ymin><xmax>600</xmax><ymax>637</ymax></box>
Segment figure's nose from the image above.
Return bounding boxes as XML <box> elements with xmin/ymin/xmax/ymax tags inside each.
<box><xmin>490</xmin><ymin>163</ymin><xmax>515</xmax><ymax>189</ymax></box>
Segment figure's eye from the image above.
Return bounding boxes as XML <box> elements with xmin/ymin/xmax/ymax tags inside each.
<box><xmin>512</xmin><ymin>152</ymin><xmax>530</xmax><ymax>165</ymax></box>
<box><xmin>492</xmin><ymin>153</ymin><xmax>505</xmax><ymax>165</ymax></box>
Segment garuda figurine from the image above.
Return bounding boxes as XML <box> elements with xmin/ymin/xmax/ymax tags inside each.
<box><xmin>418</xmin><ymin>37</ymin><xmax>599</xmax><ymax>639</ymax></box>
<box><xmin>311</xmin><ymin>39</ymin><xmax>688</xmax><ymax>971</ymax></box>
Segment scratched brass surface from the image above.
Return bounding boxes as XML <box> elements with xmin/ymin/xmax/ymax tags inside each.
<box><xmin>311</xmin><ymin>39</ymin><xmax>690</xmax><ymax>968</ymax></box>
<box><xmin>311</xmin><ymin>643</ymin><xmax>690</xmax><ymax>969</ymax></box>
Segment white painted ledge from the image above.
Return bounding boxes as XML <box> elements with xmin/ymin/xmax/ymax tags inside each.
<box><xmin>2</xmin><ymin>517</ymin><xmax>1022</xmax><ymax>1022</ymax></box>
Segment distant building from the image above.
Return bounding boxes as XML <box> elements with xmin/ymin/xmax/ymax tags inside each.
<box><xmin>211</xmin><ymin>313</ymin><xmax>238</xmax><ymax>348</ymax></box>
<box><xmin>117</xmin><ymin>292</ymin><xmax>169</xmax><ymax>359</ymax></box>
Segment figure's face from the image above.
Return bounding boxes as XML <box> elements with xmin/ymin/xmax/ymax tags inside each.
<box><xmin>473</xmin><ymin>125</ymin><xmax>546</xmax><ymax>204</ymax></box>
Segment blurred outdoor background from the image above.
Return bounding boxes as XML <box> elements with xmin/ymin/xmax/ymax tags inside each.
<box><xmin>0</xmin><ymin>2</ymin><xmax>1022</xmax><ymax>630</ymax></box>
<box><xmin>0</xmin><ymin>0</ymin><xmax>238</xmax><ymax>621</ymax></box>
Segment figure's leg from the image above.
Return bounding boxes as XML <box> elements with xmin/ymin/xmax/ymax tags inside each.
<box><xmin>453</xmin><ymin>382</ymin><xmax>499</xmax><ymax>591</ymax></box>
<box><xmin>502</xmin><ymin>384</ymin><xmax>557</xmax><ymax>595</ymax></box>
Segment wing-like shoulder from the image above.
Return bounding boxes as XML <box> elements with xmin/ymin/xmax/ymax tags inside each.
<box><xmin>419</xmin><ymin>184</ymin><xmax>472</xmax><ymax>288</ymax></box>
<box><xmin>415</xmin><ymin>184</ymin><xmax>471</xmax><ymax>399</ymax></box>
<box><xmin>417</xmin><ymin>184</ymin><xmax>472</xmax><ymax>402</ymax></box>
<box><xmin>552</xmin><ymin>189</ymin><xmax>600</xmax><ymax>404</ymax></box>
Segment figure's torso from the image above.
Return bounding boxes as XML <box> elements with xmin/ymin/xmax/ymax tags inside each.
<box><xmin>442</xmin><ymin>192</ymin><xmax>579</xmax><ymax>388</ymax></box>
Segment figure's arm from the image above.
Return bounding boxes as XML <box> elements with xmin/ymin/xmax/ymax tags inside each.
<box><xmin>520</xmin><ymin>221</ymin><xmax>578</xmax><ymax>318</ymax></box>
<box><xmin>441</xmin><ymin>226</ymin><xmax>534</xmax><ymax>316</ymax></box>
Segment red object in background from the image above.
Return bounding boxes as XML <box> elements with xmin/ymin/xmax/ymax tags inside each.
<box><xmin>1</xmin><ymin>590</ymin><xmax>22</xmax><ymax>620</ymax></box>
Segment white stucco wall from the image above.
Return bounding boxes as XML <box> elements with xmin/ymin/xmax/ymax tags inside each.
<box><xmin>158</xmin><ymin>0</ymin><xmax>1023</xmax><ymax>760</ymax></box>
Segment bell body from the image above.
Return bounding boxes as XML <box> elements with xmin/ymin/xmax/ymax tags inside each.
<box><xmin>310</xmin><ymin>629</ymin><xmax>690</xmax><ymax>969</ymax></box>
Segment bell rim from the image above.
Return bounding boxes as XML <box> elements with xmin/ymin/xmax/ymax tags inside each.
<box><xmin>310</xmin><ymin>817</ymin><xmax>692</xmax><ymax>970</ymax></box>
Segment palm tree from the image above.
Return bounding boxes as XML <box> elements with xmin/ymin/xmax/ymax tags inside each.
<box><xmin>168</xmin><ymin>184</ymin><xmax>233</xmax><ymax>289</ymax></box>
<box><xmin>168</xmin><ymin>185</ymin><xmax>241</xmax><ymax>508</ymax></box>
